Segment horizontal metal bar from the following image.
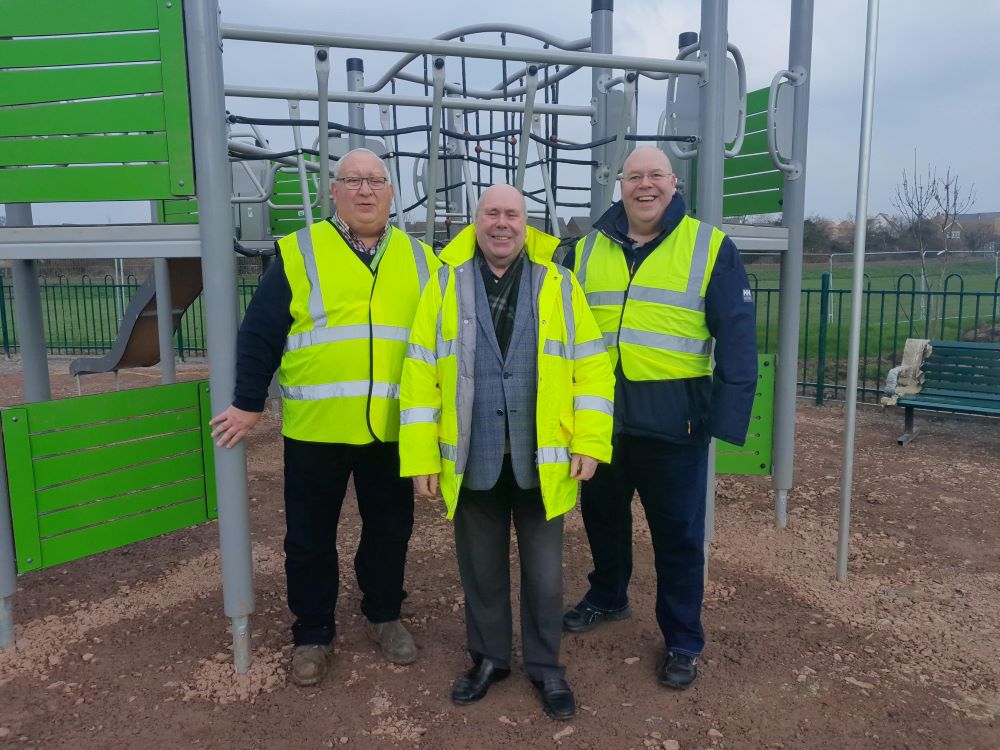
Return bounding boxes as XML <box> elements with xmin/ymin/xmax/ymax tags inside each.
<box><xmin>224</xmin><ymin>84</ymin><xmax>593</xmax><ymax>117</ymax></box>
<box><xmin>0</xmin><ymin>224</ymin><xmax>201</xmax><ymax>260</ymax></box>
<box><xmin>220</xmin><ymin>24</ymin><xmax>706</xmax><ymax>77</ymax></box>
<box><xmin>722</xmin><ymin>223</ymin><xmax>791</xmax><ymax>253</ymax></box>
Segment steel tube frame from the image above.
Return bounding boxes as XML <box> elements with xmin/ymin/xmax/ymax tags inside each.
<box><xmin>185</xmin><ymin>0</ymin><xmax>256</xmax><ymax>673</ymax></box>
<box><xmin>0</xmin><ymin>426</ymin><xmax>16</xmax><ymax>649</ymax></box>
<box><xmin>154</xmin><ymin>258</ymin><xmax>176</xmax><ymax>385</ymax></box>
<box><xmin>345</xmin><ymin>57</ymin><xmax>366</xmax><ymax>152</ymax></box>
<box><xmin>287</xmin><ymin>100</ymin><xmax>315</xmax><ymax>227</ymax></box>
<box><xmin>6</xmin><ymin>204</ymin><xmax>51</xmax><ymax>404</ymax></box>
<box><xmin>423</xmin><ymin>58</ymin><xmax>446</xmax><ymax>245</ymax></box>
<box><xmin>514</xmin><ymin>68</ymin><xmax>539</xmax><ymax>191</ymax></box>
<box><xmin>773</xmin><ymin>0</ymin><xmax>815</xmax><ymax>529</ymax></box>
<box><xmin>695</xmin><ymin>0</ymin><xmax>727</xmax><ymax>572</ymax></box>
<box><xmin>225</xmin><ymin>84</ymin><xmax>593</xmax><ymax>117</ymax></box>
<box><xmin>837</xmin><ymin>0</ymin><xmax>880</xmax><ymax>583</ymax></box>
<box><xmin>221</xmin><ymin>23</ymin><xmax>706</xmax><ymax>78</ymax></box>
<box><xmin>590</xmin><ymin>0</ymin><xmax>613</xmax><ymax>225</ymax></box>
<box><xmin>316</xmin><ymin>49</ymin><xmax>332</xmax><ymax>219</ymax></box>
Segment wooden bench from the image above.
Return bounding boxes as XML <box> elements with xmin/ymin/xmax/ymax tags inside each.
<box><xmin>896</xmin><ymin>340</ymin><xmax>1000</xmax><ymax>445</ymax></box>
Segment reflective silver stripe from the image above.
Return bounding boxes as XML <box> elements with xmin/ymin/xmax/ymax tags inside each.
<box><xmin>285</xmin><ymin>324</ymin><xmax>410</xmax><ymax>352</ymax></box>
<box><xmin>280</xmin><ymin>380</ymin><xmax>400</xmax><ymax>400</ymax></box>
<box><xmin>536</xmin><ymin>446</ymin><xmax>571</xmax><ymax>464</ymax></box>
<box><xmin>439</xmin><ymin>442</ymin><xmax>458</xmax><ymax>462</ymax></box>
<box><xmin>575</xmin><ymin>231</ymin><xmax>599</xmax><ymax>288</ymax></box>
<box><xmin>574</xmin><ymin>395</ymin><xmax>614</xmax><ymax>415</ymax></box>
<box><xmin>407</xmin><ymin>233</ymin><xmax>430</xmax><ymax>289</ymax></box>
<box><xmin>559</xmin><ymin>272</ymin><xmax>575</xmax><ymax>361</ymax></box>
<box><xmin>400</xmin><ymin>407</ymin><xmax>440</xmax><ymax>425</ymax></box>
<box><xmin>574</xmin><ymin>338</ymin><xmax>607</xmax><ymax>359</ymax></box>
<box><xmin>686</xmin><ymin>221</ymin><xmax>714</xmax><ymax>300</ymax></box>
<box><xmin>296</xmin><ymin>227</ymin><xmax>328</xmax><ymax>329</ymax></box>
<box><xmin>603</xmin><ymin>331</ymin><xmax>619</xmax><ymax>348</ymax></box>
<box><xmin>543</xmin><ymin>339</ymin><xmax>570</xmax><ymax>358</ymax></box>
<box><xmin>407</xmin><ymin>342</ymin><xmax>436</xmax><ymax>366</ymax></box>
<box><xmin>586</xmin><ymin>290</ymin><xmax>626</xmax><ymax>307</ymax></box>
<box><xmin>436</xmin><ymin>337</ymin><xmax>456</xmax><ymax>358</ymax></box>
<box><xmin>627</xmin><ymin>284</ymin><xmax>704</xmax><ymax>312</ymax></box>
<box><xmin>618</xmin><ymin>327</ymin><xmax>711</xmax><ymax>356</ymax></box>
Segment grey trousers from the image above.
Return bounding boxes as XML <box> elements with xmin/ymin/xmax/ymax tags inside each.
<box><xmin>454</xmin><ymin>458</ymin><xmax>566</xmax><ymax>682</ymax></box>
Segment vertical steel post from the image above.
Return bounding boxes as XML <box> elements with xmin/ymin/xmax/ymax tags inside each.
<box><xmin>773</xmin><ymin>0</ymin><xmax>815</xmax><ymax>529</ymax></box>
<box><xmin>514</xmin><ymin>67</ymin><xmax>539</xmax><ymax>191</ymax></box>
<box><xmin>423</xmin><ymin>57</ymin><xmax>446</xmax><ymax>245</ymax></box>
<box><xmin>6</xmin><ymin>204</ymin><xmax>51</xmax><ymax>403</ymax></box>
<box><xmin>589</xmin><ymin>0</ymin><xmax>613</xmax><ymax>226</ymax></box>
<box><xmin>288</xmin><ymin>100</ymin><xmax>315</xmax><ymax>227</ymax></box>
<box><xmin>316</xmin><ymin>48</ymin><xmax>332</xmax><ymax>219</ymax></box>
<box><xmin>345</xmin><ymin>58</ymin><xmax>366</xmax><ymax>151</ymax></box>
<box><xmin>837</xmin><ymin>0</ymin><xmax>880</xmax><ymax>583</ymax></box>
<box><xmin>0</xmin><ymin>417</ymin><xmax>16</xmax><ymax>649</ymax></box>
<box><xmin>696</xmin><ymin>0</ymin><xmax>727</xmax><ymax>575</ymax></box>
<box><xmin>815</xmin><ymin>272</ymin><xmax>830</xmax><ymax>405</ymax></box>
<box><xmin>184</xmin><ymin>0</ymin><xmax>255</xmax><ymax>673</ymax></box>
<box><xmin>154</xmin><ymin>258</ymin><xmax>176</xmax><ymax>384</ymax></box>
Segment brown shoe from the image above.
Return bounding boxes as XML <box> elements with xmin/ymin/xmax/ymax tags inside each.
<box><xmin>366</xmin><ymin>619</ymin><xmax>417</xmax><ymax>665</ymax></box>
<box><xmin>291</xmin><ymin>644</ymin><xmax>330</xmax><ymax>687</ymax></box>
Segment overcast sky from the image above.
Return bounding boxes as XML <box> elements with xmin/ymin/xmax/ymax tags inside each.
<box><xmin>7</xmin><ymin>0</ymin><xmax>999</xmax><ymax>226</ymax></box>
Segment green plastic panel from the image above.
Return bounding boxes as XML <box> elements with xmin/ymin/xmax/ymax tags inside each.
<box><xmin>270</xmin><ymin>167</ymin><xmax>318</xmax><ymax>237</ymax></box>
<box><xmin>718</xmin><ymin>87</ymin><xmax>785</xmax><ymax>218</ymax></box>
<box><xmin>717</xmin><ymin>354</ymin><xmax>774</xmax><ymax>475</ymax></box>
<box><xmin>0</xmin><ymin>0</ymin><xmax>194</xmax><ymax>203</ymax></box>
<box><xmin>157</xmin><ymin>199</ymin><xmax>200</xmax><ymax>224</ymax></box>
<box><xmin>1</xmin><ymin>380</ymin><xmax>218</xmax><ymax>573</ymax></box>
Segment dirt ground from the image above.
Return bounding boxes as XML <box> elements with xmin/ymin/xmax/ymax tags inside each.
<box><xmin>0</xmin><ymin>362</ymin><xmax>997</xmax><ymax>750</ymax></box>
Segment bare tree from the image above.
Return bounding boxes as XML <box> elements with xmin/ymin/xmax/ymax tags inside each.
<box><xmin>933</xmin><ymin>167</ymin><xmax>976</xmax><ymax>252</ymax></box>
<box><xmin>890</xmin><ymin>163</ymin><xmax>936</xmax><ymax>255</ymax></box>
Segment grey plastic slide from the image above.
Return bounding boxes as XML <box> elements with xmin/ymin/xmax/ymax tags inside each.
<box><xmin>69</xmin><ymin>258</ymin><xmax>203</xmax><ymax>377</ymax></box>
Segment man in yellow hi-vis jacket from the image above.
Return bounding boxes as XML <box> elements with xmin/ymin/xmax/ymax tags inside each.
<box><xmin>398</xmin><ymin>185</ymin><xmax>614</xmax><ymax>721</ymax></box>
<box><xmin>210</xmin><ymin>148</ymin><xmax>440</xmax><ymax>687</ymax></box>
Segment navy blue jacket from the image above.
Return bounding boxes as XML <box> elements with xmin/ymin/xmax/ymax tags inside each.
<box><xmin>564</xmin><ymin>195</ymin><xmax>758</xmax><ymax>446</ymax></box>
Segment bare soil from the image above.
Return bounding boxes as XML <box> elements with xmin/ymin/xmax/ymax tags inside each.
<box><xmin>0</xmin><ymin>361</ymin><xmax>997</xmax><ymax>749</ymax></box>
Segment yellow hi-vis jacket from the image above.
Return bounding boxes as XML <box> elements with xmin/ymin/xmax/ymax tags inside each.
<box><xmin>277</xmin><ymin>220</ymin><xmax>440</xmax><ymax>444</ymax></box>
<box><xmin>398</xmin><ymin>225</ymin><xmax>615</xmax><ymax>521</ymax></box>
<box><xmin>574</xmin><ymin>215</ymin><xmax>723</xmax><ymax>380</ymax></box>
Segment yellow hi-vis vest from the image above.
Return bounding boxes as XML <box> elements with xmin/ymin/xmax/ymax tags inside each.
<box><xmin>574</xmin><ymin>216</ymin><xmax>723</xmax><ymax>380</ymax></box>
<box><xmin>277</xmin><ymin>221</ymin><xmax>440</xmax><ymax>444</ymax></box>
<box><xmin>398</xmin><ymin>225</ymin><xmax>615</xmax><ymax>521</ymax></box>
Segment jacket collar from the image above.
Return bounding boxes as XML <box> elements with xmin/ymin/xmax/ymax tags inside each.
<box><xmin>439</xmin><ymin>224</ymin><xmax>560</xmax><ymax>267</ymax></box>
<box><xmin>593</xmin><ymin>193</ymin><xmax>688</xmax><ymax>245</ymax></box>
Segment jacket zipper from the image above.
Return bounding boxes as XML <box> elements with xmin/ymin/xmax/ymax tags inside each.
<box><xmin>364</xmin><ymin>261</ymin><xmax>379</xmax><ymax>442</ymax></box>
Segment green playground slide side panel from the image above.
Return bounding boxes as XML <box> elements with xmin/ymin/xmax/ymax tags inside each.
<box><xmin>723</xmin><ymin>189</ymin><xmax>784</xmax><ymax>218</ymax></box>
<box><xmin>157</xmin><ymin>199</ymin><xmax>199</xmax><ymax>224</ymax></box>
<box><xmin>0</xmin><ymin>64</ymin><xmax>164</xmax><ymax>107</ymax></box>
<box><xmin>746</xmin><ymin>87</ymin><xmax>769</xmax><ymax>113</ymax></box>
<box><xmin>0</xmin><ymin>96</ymin><xmax>167</xmax><ymax>139</ymax></box>
<box><xmin>0</xmin><ymin>134</ymin><xmax>170</xmax><ymax>169</ymax></box>
<box><xmin>3</xmin><ymin>0</ymin><xmax>158</xmax><ymax>37</ymax></box>
<box><xmin>724</xmin><ymin>171</ymin><xmax>785</xmax><ymax>195</ymax></box>
<box><xmin>722</xmin><ymin>152</ymin><xmax>777</xmax><ymax>179</ymax></box>
<box><xmin>0</xmin><ymin>1</ymin><xmax>194</xmax><ymax>202</ymax></box>
<box><xmin>717</xmin><ymin>355</ymin><xmax>774</xmax><ymax>475</ymax></box>
<box><xmin>2</xmin><ymin>381</ymin><xmax>217</xmax><ymax>573</ymax></box>
<box><xmin>0</xmin><ymin>32</ymin><xmax>162</xmax><ymax>69</ymax></box>
<box><xmin>736</xmin><ymin>130</ymin><xmax>770</xmax><ymax>156</ymax></box>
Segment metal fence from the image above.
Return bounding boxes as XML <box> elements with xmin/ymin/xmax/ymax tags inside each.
<box><xmin>2</xmin><ymin>273</ymin><xmax>999</xmax><ymax>403</ymax></box>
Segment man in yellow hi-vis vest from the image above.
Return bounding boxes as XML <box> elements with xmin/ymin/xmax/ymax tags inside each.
<box><xmin>561</xmin><ymin>147</ymin><xmax>758</xmax><ymax>690</ymax></box>
<box><xmin>399</xmin><ymin>185</ymin><xmax>614</xmax><ymax>720</ymax></box>
<box><xmin>210</xmin><ymin>148</ymin><xmax>440</xmax><ymax>687</ymax></box>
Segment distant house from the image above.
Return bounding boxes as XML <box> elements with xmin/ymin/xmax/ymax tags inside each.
<box><xmin>868</xmin><ymin>212</ymin><xmax>897</xmax><ymax>231</ymax></box>
<box><xmin>941</xmin><ymin>211</ymin><xmax>1000</xmax><ymax>252</ymax></box>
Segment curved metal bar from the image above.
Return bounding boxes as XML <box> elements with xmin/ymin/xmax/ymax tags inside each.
<box><xmin>493</xmin><ymin>63</ymin><xmax>582</xmax><ymax>93</ymax></box>
<box><xmin>360</xmin><ymin>24</ymin><xmax>590</xmax><ymax>93</ymax></box>
<box><xmin>767</xmin><ymin>66</ymin><xmax>806</xmax><ymax>175</ymax></box>
<box><xmin>605</xmin><ymin>72</ymin><xmax>637</xmax><ymax>206</ymax></box>
<box><xmin>663</xmin><ymin>44</ymin><xmax>701</xmax><ymax>161</ymax></box>
<box><xmin>724</xmin><ymin>42</ymin><xmax>748</xmax><ymax>158</ymax></box>
<box><xmin>514</xmin><ymin>67</ymin><xmax>539</xmax><ymax>190</ymax></box>
<box><xmin>392</xmin><ymin>63</ymin><xmax>580</xmax><ymax>101</ymax></box>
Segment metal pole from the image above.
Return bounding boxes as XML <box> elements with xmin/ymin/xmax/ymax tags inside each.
<box><xmin>772</xmin><ymin>0</ymin><xmax>814</xmax><ymax>529</ymax></box>
<box><xmin>423</xmin><ymin>57</ymin><xmax>446</xmax><ymax>245</ymax></box>
<box><xmin>315</xmin><ymin>48</ymin><xmax>332</xmax><ymax>219</ymax></box>
<box><xmin>589</xmin><ymin>0</ymin><xmax>613</xmax><ymax>226</ymax></box>
<box><xmin>696</xmin><ymin>0</ymin><xmax>727</xmax><ymax>577</ymax></box>
<box><xmin>345</xmin><ymin>57</ymin><xmax>366</xmax><ymax>151</ymax></box>
<box><xmin>287</xmin><ymin>100</ymin><xmax>315</xmax><ymax>228</ymax></box>
<box><xmin>514</xmin><ymin>67</ymin><xmax>539</xmax><ymax>191</ymax></box>
<box><xmin>6</xmin><ymin>204</ymin><xmax>51</xmax><ymax>403</ymax></box>
<box><xmin>185</xmin><ymin>0</ymin><xmax>256</xmax><ymax>673</ymax></box>
<box><xmin>837</xmin><ymin>0</ymin><xmax>880</xmax><ymax>583</ymax></box>
<box><xmin>154</xmin><ymin>258</ymin><xmax>176</xmax><ymax>384</ymax></box>
<box><xmin>0</xmin><ymin>420</ymin><xmax>16</xmax><ymax>649</ymax></box>
<box><xmin>380</xmin><ymin>105</ymin><xmax>407</xmax><ymax>231</ymax></box>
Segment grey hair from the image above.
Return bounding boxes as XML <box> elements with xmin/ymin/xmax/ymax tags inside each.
<box><xmin>475</xmin><ymin>184</ymin><xmax>527</xmax><ymax>219</ymax></box>
<box><xmin>332</xmin><ymin>147</ymin><xmax>391</xmax><ymax>180</ymax></box>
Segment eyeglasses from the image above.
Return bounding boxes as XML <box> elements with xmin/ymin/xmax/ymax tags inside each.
<box><xmin>622</xmin><ymin>172</ymin><xmax>675</xmax><ymax>185</ymax></box>
<box><xmin>336</xmin><ymin>176</ymin><xmax>390</xmax><ymax>190</ymax></box>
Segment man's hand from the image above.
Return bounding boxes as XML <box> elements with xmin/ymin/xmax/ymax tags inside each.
<box><xmin>569</xmin><ymin>453</ymin><xmax>599</xmax><ymax>481</ymax></box>
<box><xmin>413</xmin><ymin>474</ymin><xmax>440</xmax><ymax>498</ymax></box>
<box><xmin>209</xmin><ymin>405</ymin><xmax>263</xmax><ymax>448</ymax></box>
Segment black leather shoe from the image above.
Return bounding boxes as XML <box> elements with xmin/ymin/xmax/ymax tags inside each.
<box><xmin>450</xmin><ymin>659</ymin><xmax>510</xmax><ymax>705</ymax></box>
<box><xmin>658</xmin><ymin>651</ymin><xmax>699</xmax><ymax>690</ymax></box>
<box><xmin>532</xmin><ymin>678</ymin><xmax>576</xmax><ymax>720</ymax></box>
<box><xmin>562</xmin><ymin>600</ymin><xmax>632</xmax><ymax>633</ymax></box>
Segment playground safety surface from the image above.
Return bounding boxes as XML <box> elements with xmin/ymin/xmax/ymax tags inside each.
<box><xmin>0</xmin><ymin>362</ymin><xmax>997</xmax><ymax>749</ymax></box>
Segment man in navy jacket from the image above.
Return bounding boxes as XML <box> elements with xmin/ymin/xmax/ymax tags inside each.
<box><xmin>561</xmin><ymin>147</ymin><xmax>758</xmax><ymax>689</ymax></box>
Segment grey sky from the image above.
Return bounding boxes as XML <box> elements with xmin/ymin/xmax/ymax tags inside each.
<box><xmin>6</xmin><ymin>0</ymin><xmax>998</xmax><ymax>225</ymax></box>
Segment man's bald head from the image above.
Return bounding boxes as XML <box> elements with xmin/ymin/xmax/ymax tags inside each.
<box><xmin>475</xmin><ymin>184</ymin><xmax>528</xmax><ymax>275</ymax></box>
<box><xmin>620</xmin><ymin>147</ymin><xmax>677</xmax><ymax>239</ymax></box>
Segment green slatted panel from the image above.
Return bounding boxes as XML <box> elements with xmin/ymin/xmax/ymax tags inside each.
<box><xmin>0</xmin><ymin>381</ymin><xmax>217</xmax><ymax>573</ymax></box>
<box><xmin>157</xmin><ymin>199</ymin><xmax>199</xmax><ymax>224</ymax></box>
<box><xmin>723</xmin><ymin>88</ymin><xmax>784</xmax><ymax>218</ymax></box>
<box><xmin>270</xmin><ymin>166</ymin><xmax>318</xmax><ymax>237</ymax></box>
<box><xmin>0</xmin><ymin>0</ymin><xmax>194</xmax><ymax>203</ymax></box>
<box><xmin>717</xmin><ymin>354</ymin><xmax>774</xmax><ymax>475</ymax></box>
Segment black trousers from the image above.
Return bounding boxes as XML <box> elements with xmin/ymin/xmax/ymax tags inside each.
<box><xmin>579</xmin><ymin>435</ymin><xmax>708</xmax><ymax>657</ymax></box>
<box><xmin>454</xmin><ymin>457</ymin><xmax>566</xmax><ymax>681</ymax></box>
<box><xmin>283</xmin><ymin>437</ymin><xmax>414</xmax><ymax>647</ymax></box>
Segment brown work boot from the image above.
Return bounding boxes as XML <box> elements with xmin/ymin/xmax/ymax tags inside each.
<box><xmin>366</xmin><ymin>619</ymin><xmax>417</xmax><ymax>665</ymax></box>
<box><xmin>291</xmin><ymin>644</ymin><xmax>330</xmax><ymax>687</ymax></box>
